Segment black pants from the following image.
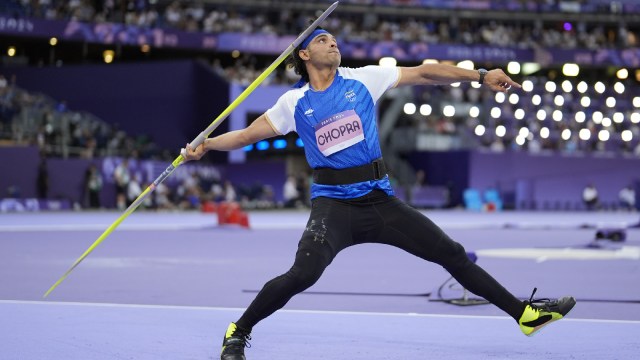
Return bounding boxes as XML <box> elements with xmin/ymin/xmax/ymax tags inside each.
<box><xmin>236</xmin><ymin>190</ymin><xmax>523</xmax><ymax>330</ymax></box>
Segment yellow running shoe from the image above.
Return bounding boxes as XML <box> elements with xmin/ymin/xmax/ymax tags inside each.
<box><xmin>220</xmin><ymin>322</ymin><xmax>251</xmax><ymax>360</ymax></box>
<box><xmin>519</xmin><ymin>288</ymin><xmax>576</xmax><ymax>336</ymax></box>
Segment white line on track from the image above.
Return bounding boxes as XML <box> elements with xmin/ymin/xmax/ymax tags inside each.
<box><xmin>2</xmin><ymin>299</ymin><xmax>639</xmax><ymax>325</ymax></box>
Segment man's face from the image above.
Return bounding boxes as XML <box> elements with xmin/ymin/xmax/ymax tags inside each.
<box><xmin>300</xmin><ymin>33</ymin><xmax>341</xmax><ymax>67</ymax></box>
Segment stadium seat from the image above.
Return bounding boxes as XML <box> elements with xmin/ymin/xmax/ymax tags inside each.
<box><xmin>463</xmin><ymin>188</ymin><xmax>483</xmax><ymax>211</ymax></box>
<box><xmin>484</xmin><ymin>189</ymin><xmax>503</xmax><ymax>211</ymax></box>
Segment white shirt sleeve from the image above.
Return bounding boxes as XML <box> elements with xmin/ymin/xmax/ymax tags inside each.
<box><xmin>265</xmin><ymin>88</ymin><xmax>305</xmax><ymax>135</ymax></box>
<box><xmin>338</xmin><ymin>66</ymin><xmax>400</xmax><ymax>103</ymax></box>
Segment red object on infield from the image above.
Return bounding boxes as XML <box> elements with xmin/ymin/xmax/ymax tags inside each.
<box><xmin>217</xmin><ymin>202</ymin><xmax>250</xmax><ymax>228</ymax></box>
<box><xmin>201</xmin><ymin>201</ymin><xmax>218</xmax><ymax>213</ymax></box>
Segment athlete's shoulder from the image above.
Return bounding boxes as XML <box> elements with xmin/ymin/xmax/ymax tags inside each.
<box><xmin>275</xmin><ymin>83</ymin><xmax>309</xmax><ymax>106</ymax></box>
<box><xmin>338</xmin><ymin>66</ymin><xmax>399</xmax><ymax>102</ymax></box>
<box><xmin>338</xmin><ymin>65</ymin><xmax>384</xmax><ymax>78</ymax></box>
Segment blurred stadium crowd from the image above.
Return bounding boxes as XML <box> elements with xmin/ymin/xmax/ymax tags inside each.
<box><xmin>0</xmin><ymin>73</ymin><xmax>166</xmax><ymax>160</ymax></box>
<box><xmin>2</xmin><ymin>1</ymin><xmax>639</xmax><ymax>157</ymax></box>
<box><xmin>5</xmin><ymin>1</ymin><xmax>638</xmax><ymax>50</ymax></box>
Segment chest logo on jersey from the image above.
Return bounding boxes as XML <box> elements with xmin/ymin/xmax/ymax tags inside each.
<box><xmin>314</xmin><ymin>109</ymin><xmax>364</xmax><ymax>157</ymax></box>
<box><xmin>345</xmin><ymin>89</ymin><xmax>356</xmax><ymax>102</ymax></box>
<box><xmin>304</xmin><ymin>108</ymin><xmax>314</xmax><ymax>116</ymax></box>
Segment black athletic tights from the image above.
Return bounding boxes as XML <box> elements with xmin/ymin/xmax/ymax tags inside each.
<box><xmin>235</xmin><ymin>190</ymin><xmax>524</xmax><ymax>331</ymax></box>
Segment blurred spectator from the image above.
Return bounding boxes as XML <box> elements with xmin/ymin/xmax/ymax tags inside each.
<box><xmin>177</xmin><ymin>172</ymin><xmax>203</xmax><ymax>209</ymax></box>
<box><xmin>208</xmin><ymin>180</ymin><xmax>224</xmax><ymax>202</ymax></box>
<box><xmin>582</xmin><ymin>183</ymin><xmax>599</xmax><ymax>210</ymax></box>
<box><xmin>154</xmin><ymin>182</ymin><xmax>174</xmax><ymax>210</ymax></box>
<box><xmin>84</xmin><ymin>163</ymin><xmax>103</xmax><ymax>209</ymax></box>
<box><xmin>258</xmin><ymin>184</ymin><xmax>276</xmax><ymax>209</ymax></box>
<box><xmin>413</xmin><ymin>169</ymin><xmax>426</xmax><ymax>188</ymax></box>
<box><xmin>223</xmin><ymin>180</ymin><xmax>237</xmax><ymax>202</ymax></box>
<box><xmin>113</xmin><ymin>159</ymin><xmax>131</xmax><ymax>210</ymax></box>
<box><xmin>619</xmin><ymin>185</ymin><xmax>636</xmax><ymax>211</ymax></box>
<box><xmin>283</xmin><ymin>175</ymin><xmax>301</xmax><ymax>208</ymax></box>
<box><xmin>127</xmin><ymin>174</ymin><xmax>143</xmax><ymax>207</ymax></box>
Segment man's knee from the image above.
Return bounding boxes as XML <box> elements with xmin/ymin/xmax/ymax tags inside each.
<box><xmin>287</xmin><ymin>251</ymin><xmax>328</xmax><ymax>289</ymax></box>
<box><xmin>437</xmin><ymin>239</ymin><xmax>469</xmax><ymax>270</ymax></box>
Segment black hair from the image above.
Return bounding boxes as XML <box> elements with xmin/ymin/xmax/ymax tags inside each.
<box><xmin>285</xmin><ymin>44</ymin><xmax>309</xmax><ymax>83</ymax></box>
<box><xmin>285</xmin><ymin>26</ymin><xmax>326</xmax><ymax>84</ymax></box>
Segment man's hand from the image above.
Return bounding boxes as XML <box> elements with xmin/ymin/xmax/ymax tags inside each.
<box><xmin>181</xmin><ymin>142</ymin><xmax>207</xmax><ymax>162</ymax></box>
<box><xmin>484</xmin><ymin>69</ymin><xmax>521</xmax><ymax>93</ymax></box>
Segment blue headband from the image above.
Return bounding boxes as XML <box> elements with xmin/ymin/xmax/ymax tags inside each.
<box><xmin>300</xmin><ymin>29</ymin><xmax>329</xmax><ymax>50</ymax></box>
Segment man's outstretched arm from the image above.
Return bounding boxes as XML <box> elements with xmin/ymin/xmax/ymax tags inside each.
<box><xmin>397</xmin><ymin>63</ymin><xmax>521</xmax><ymax>93</ymax></box>
<box><xmin>182</xmin><ymin>114</ymin><xmax>278</xmax><ymax>162</ymax></box>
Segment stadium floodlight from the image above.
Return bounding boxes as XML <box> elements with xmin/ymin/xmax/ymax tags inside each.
<box><xmin>577</xmin><ymin>81</ymin><xmax>588</xmax><ymax>93</ymax></box>
<box><xmin>616</xmin><ymin>68</ymin><xmax>628</xmax><ymax>79</ymax></box>
<box><xmin>562</xmin><ymin>63</ymin><xmax>580</xmax><ymax>77</ymax></box>
<box><xmin>443</xmin><ymin>105</ymin><xmax>456</xmax><ymax>117</ymax></box>
<box><xmin>521</xmin><ymin>62</ymin><xmax>541</xmax><ymax>75</ymax></box>
<box><xmin>613</xmin><ymin>112</ymin><xmax>624</xmax><ymax>123</ymax></box>
<box><xmin>457</xmin><ymin>60</ymin><xmax>474</xmax><ymax>70</ymax></box>
<box><xmin>532</xmin><ymin>94</ymin><xmax>541</xmax><ymax>105</ymax></box>
<box><xmin>536</xmin><ymin>109</ymin><xmax>547</xmax><ymax>121</ymax></box>
<box><xmin>540</xmin><ymin>127</ymin><xmax>550</xmax><ymax>139</ymax></box>
<box><xmin>553</xmin><ymin>110</ymin><xmax>563</xmax><ymax>121</ymax></box>
<box><xmin>420</xmin><ymin>104</ymin><xmax>432</xmax><ymax>116</ymax></box>
<box><xmin>554</xmin><ymin>95</ymin><xmax>565</xmax><ymax>106</ymax></box>
<box><xmin>579</xmin><ymin>128</ymin><xmax>591</xmax><ymax>140</ymax></box>
<box><xmin>545</xmin><ymin>81</ymin><xmax>557</xmax><ymax>93</ymax></box>
<box><xmin>404</xmin><ymin>103</ymin><xmax>417</xmax><ymax>115</ymax></box>
<box><xmin>507</xmin><ymin>61</ymin><xmax>521</xmax><ymax>75</ymax></box>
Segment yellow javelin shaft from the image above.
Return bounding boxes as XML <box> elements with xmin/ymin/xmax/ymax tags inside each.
<box><xmin>43</xmin><ymin>186</ymin><xmax>155</xmax><ymax>298</ymax></box>
<box><xmin>44</xmin><ymin>1</ymin><xmax>340</xmax><ymax>298</ymax></box>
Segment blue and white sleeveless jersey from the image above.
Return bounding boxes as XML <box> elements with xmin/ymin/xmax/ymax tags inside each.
<box><xmin>265</xmin><ymin>65</ymin><xmax>400</xmax><ymax>200</ymax></box>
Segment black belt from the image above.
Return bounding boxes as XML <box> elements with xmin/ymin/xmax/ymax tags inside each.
<box><xmin>313</xmin><ymin>158</ymin><xmax>387</xmax><ymax>185</ymax></box>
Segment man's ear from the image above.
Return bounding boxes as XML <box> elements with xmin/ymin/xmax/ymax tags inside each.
<box><xmin>299</xmin><ymin>49</ymin><xmax>310</xmax><ymax>61</ymax></box>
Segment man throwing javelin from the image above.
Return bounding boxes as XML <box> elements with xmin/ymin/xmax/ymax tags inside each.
<box><xmin>183</xmin><ymin>28</ymin><xmax>576</xmax><ymax>360</ymax></box>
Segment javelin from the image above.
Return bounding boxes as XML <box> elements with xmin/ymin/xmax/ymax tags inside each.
<box><xmin>44</xmin><ymin>1</ymin><xmax>340</xmax><ymax>298</ymax></box>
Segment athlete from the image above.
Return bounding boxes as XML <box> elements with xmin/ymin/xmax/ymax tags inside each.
<box><xmin>182</xmin><ymin>28</ymin><xmax>576</xmax><ymax>360</ymax></box>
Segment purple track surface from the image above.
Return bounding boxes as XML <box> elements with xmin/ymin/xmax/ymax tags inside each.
<box><xmin>1</xmin><ymin>210</ymin><xmax>639</xmax><ymax>359</ymax></box>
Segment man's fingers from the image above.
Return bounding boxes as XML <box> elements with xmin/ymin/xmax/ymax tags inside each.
<box><xmin>181</xmin><ymin>143</ymin><xmax>193</xmax><ymax>159</ymax></box>
<box><xmin>505</xmin><ymin>78</ymin><xmax>522</xmax><ymax>88</ymax></box>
